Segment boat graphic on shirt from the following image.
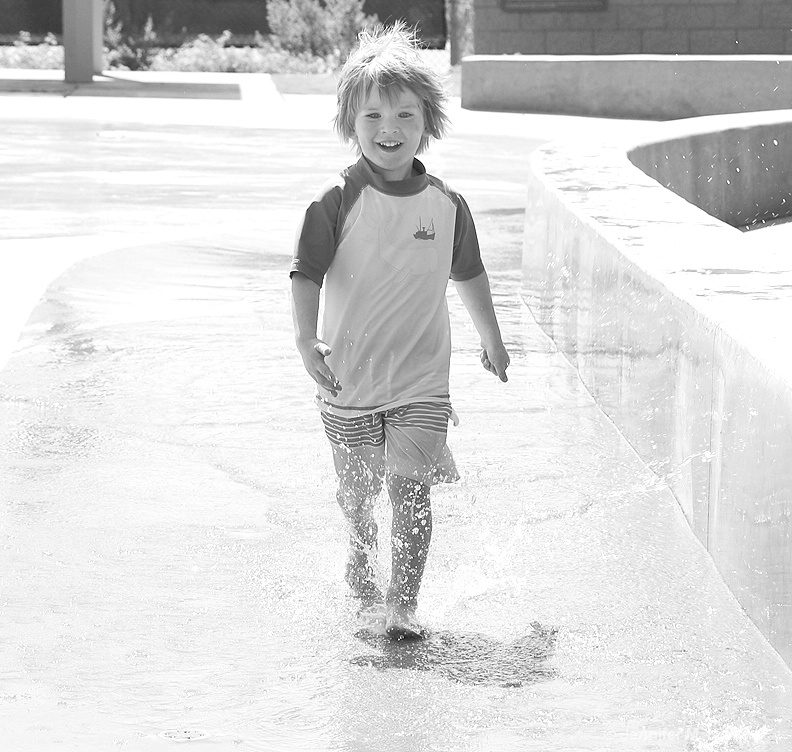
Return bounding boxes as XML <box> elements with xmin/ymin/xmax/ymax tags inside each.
<box><xmin>377</xmin><ymin>210</ymin><xmax>439</xmax><ymax>284</ymax></box>
<box><xmin>413</xmin><ymin>217</ymin><xmax>436</xmax><ymax>241</ymax></box>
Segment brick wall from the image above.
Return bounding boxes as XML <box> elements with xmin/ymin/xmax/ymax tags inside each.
<box><xmin>474</xmin><ymin>0</ymin><xmax>792</xmax><ymax>55</ymax></box>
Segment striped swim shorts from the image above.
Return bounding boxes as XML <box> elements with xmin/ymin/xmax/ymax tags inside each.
<box><xmin>320</xmin><ymin>401</ymin><xmax>459</xmax><ymax>486</ymax></box>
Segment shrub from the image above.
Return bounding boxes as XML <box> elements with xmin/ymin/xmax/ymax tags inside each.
<box><xmin>266</xmin><ymin>0</ymin><xmax>375</xmax><ymax>61</ymax></box>
<box><xmin>0</xmin><ymin>1</ymin><xmax>386</xmax><ymax>74</ymax></box>
<box><xmin>148</xmin><ymin>30</ymin><xmax>331</xmax><ymax>74</ymax></box>
<box><xmin>0</xmin><ymin>31</ymin><xmax>62</xmax><ymax>68</ymax></box>
<box><xmin>267</xmin><ymin>0</ymin><xmax>331</xmax><ymax>57</ymax></box>
<box><xmin>326</xmin><ymin>0</ymin><xmax>374</xmax><ymax>59</ymax></box>
<box><xmin>104</xmin><ymin>0</ymin><xmax>158</xmax><ymax>71</ymax></box>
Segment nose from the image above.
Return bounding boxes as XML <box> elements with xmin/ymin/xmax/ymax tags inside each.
<box><xmin>380</xmin><ymin>115</ymin><xmax>399</xmax><ymax>133</ymax></box>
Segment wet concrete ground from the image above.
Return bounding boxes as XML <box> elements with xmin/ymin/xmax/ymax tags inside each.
<box><xmin>1</xmin><ymin>80</ymin><xmax>792</xmax><ymax>750</ymax></box>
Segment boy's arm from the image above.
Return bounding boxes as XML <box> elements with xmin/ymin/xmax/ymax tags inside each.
<box><xmin>291</xmin><ymin>272</ymin><xmax>341</xmax><ymax>397</ymax></box>
<box><xmin>454</xmin><ymin>271</ymin><xmax>510</xmax><ymax>383</ymax></box>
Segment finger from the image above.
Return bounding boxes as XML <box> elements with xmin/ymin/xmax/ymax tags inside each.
<box><xmin>315</xmin><ymin>378</ymin><xmax>338</xmax><ymax>397</ymax></box>
<box><xmin>499</xmin><ymin>358</ymin><xmax>510</xmax><ymax>382</ymax></box>
<box><xmin>317</xmin><ymin>369</ymin><xmax>341</xmax><ymax>394</ymax></box>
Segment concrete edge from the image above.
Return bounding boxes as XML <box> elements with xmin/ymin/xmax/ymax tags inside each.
<box><xmin>0</xmin><ymin>231</ymin><xmax>198</xmax><ymax>373</ymax></box>
<box><xmin>0</xmin><ymin>68</ymin><xmax>461</xmax><ymax>98</ymax></box>
<box><xmin>522</xmin><ymin>111</ymin><xmax>792</xmax><ymax>667</ymax></box>
<box><xmin>461</xmin><ymin>55</ymin><xmax>792</xmax><ymax>120</ymax></box>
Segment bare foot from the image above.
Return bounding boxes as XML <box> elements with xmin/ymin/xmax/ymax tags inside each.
<box><xmin>356</xmin><ymin>602</ymin><xmax>387</xmax><ymax>635</ymax></box>
<box><xmin>385</xmin><ymin>603</ymin><xmax>426</xmax><ymax>640</ymax></box>
<box><xmin>345</xmin><ymin>547</ymin><xmax>383</xmax><ymax>606</ymax></box>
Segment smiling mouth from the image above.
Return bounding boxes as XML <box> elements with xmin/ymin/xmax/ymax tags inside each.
<box><xmin>377</xmin><ymin>141</ymin><xmax>403</xmax><ymax>152</ymax></box>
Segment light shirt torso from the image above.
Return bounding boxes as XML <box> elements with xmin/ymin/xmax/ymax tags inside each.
<box><xmin>291</xmin><ymin>157</ymin><xmax>483</xmax><ymax>417</ymax></box>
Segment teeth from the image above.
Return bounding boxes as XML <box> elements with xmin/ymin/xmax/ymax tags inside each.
<box><xmin>379</xmin><ymin>142</ymin><xmax>401</xmax><ymax>147</ymax></box>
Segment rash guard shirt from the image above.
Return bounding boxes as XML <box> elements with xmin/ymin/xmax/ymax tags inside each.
<box><xmin>290</xmin><ymin>156</ymin><xmax>484</xmax><ymax>417</ymax></box>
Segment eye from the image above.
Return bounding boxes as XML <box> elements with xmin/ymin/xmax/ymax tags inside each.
<box><xmin>398</xmin><ymin>112</ymin><xmax>413</xmax><ymax>118</ymax></box>
<box><xmin>365</xmin><ymin>112</ymin><xmax>380</xmax><ymax>119</ymax></box>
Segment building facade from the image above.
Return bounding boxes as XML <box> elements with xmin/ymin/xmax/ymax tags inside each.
<box><xmin>473</xmin><ymin>0</ymin><xmax>792</xmax><ymax>55</ymax></box>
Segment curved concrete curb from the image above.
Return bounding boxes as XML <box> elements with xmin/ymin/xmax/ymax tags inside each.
<box><xmin>523</xmin><ymin>110</ymin><xmax>792</xmax><ymax>667</ymax></box>
<box><xmin>0</xmin><ymin>232</ymin><xmax>193</xmax><ymax>373</ymax></box>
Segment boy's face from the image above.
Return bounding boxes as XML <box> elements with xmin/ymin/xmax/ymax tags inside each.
<box><xmin>353</xmin><ymin>87</ymin><xmax>427</xmax><ymax>182</ymax></box>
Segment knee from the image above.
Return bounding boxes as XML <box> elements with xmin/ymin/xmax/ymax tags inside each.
<box><xmin>387</xmin><ymin>474</ymin><xmax>430</xmax><ymax>511</ymax></box>
<box><xmin>337</xmin><ymin>474</ymin><xmax>382</xmax><ymax>507</ymax></box>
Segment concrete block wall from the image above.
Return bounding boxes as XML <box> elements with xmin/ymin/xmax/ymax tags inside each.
<box><xmin>461</xmin><ymin>56</ymin><xmax>792</xmax><ymax>120</ymax></box>
<box><xmin>474</xmin><ymin>0</ymin><xmax>792</xmax><ymax>55</ymax></box>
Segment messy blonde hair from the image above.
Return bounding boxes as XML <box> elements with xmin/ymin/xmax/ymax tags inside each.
<box><xmin>334</xmin><ymin>22</ymin><xmax>450</xmax><ymax>155</ymax></box>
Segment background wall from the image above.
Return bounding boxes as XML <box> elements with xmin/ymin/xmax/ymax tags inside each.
<box><xmin>0</xmin><ymin>0</ymin><xmax>62</xmax><ymax>35</ymax></box>
<box><xmin>474</xmin><ymin>0</ymin><xmax>792</xmax><ymax>55</ymax></box>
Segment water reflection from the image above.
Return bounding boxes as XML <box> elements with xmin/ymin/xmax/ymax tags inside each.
<box><xmin>351</xmin><ymin>622</ymin><xmax>558</xmax><ymax>688</ymax></box>
<box><xmin>13</xmin><ymin>420</ymin><xmax>102</xmax><ymax>459</ymax></box>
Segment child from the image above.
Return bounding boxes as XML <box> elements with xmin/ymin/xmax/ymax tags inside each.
<box><xmin>290</xmin><ymin>23</ymin><xmax>509</xmax><ymax>640</ymax></box>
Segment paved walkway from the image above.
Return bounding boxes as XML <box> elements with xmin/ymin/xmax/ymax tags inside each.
<box><xmin>1</xmin><ymin>73</ymin><xmax>791</xmax><ymax>751</ymax></box>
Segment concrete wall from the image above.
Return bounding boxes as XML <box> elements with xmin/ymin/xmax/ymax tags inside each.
<box><xmin>475</xmin><ymin>0</ymin><xmax>792</xmax><ymax>55</ymax></box>
<box><xmin>462</xmin><ymin>55</ymin><xmax>792</xmax><ymax>120</ymax></box>
<box><xmin>629</xmin><ymin>119</ymin><xmax>792</xmax><ymax>228</ymax></box>
<box><xmin>523</xmin><ymin>111</ymin><xmax>792</xmax><ymax>667</ymax></box>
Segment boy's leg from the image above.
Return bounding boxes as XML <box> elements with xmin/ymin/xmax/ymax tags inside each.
<box><xmin>386</xmin><ymin>474</ymin><xmax>432</xmax><ymax>635</ymax></box>
<box><xmin>332</xmin><ymin>444</ymin><xmax>383</xmax><ymax>553</ymax></box>
<box><xmin>332</xmin><ymin>445</ymin><xmax>385</xmax><ymax>605</ymax></box>
<box><xmin>381</xmin><ymin>402</ymin><xmax>453</xmax><ymax>638</ymax></box>
<box><xmin>322</xmin><ymin>411</ymin><xmax>386</xmax><ymax>605</ymax></box>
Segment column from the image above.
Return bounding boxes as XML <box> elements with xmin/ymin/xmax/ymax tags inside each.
<box><xmin>62</xmin><ymin>0</ymin><xmax>103</xmax><ymax>83</ymax></box>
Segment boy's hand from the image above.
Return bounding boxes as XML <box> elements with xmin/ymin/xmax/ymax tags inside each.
<box><xmin>480</xmin><ymin>341</ymin><xmax>510</xmax><ymax>383</ymax></box>
<box><xmin>297</xmin><ymin>337</ymin><xmax>342</xmax><ymax>397</ymax></box>
<box><xmin>454</xmin><ymin>272</ymin><xmax>509</xmax><ymax>384</ymax></box>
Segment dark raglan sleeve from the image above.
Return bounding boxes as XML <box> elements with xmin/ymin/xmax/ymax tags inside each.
<box><xmin>449</xmin><ymin>193</ymin><xmax>486</xmax><ymax>282</ymax></box>
<box><xmin>289</xmin><ymin>178</ymin><xmax>344</xmax><ymax>288</ymax></box>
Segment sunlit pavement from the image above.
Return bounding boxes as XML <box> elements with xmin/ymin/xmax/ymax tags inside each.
<box><xmin>1</xmin><ymin>75</ymin><xmax>792</xmax><ymax>751</ymax></box>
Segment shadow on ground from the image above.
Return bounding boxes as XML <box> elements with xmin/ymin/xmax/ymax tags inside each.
<box><xmin>0</xmin><ymin>75</ymin><xmax>243</xmax><ymax>98</ymax></box>
<box><xmin>351</xmin><ymin>622</ymin><xmax>558</xmax><ymax>687</ymax></box>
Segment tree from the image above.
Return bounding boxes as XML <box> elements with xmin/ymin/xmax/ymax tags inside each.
<box><xmin>446</xmin><ymin>0</ymin><xmax>474</xmax><ymax>65</ymax></box>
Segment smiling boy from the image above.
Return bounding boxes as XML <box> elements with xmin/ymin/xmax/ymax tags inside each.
<box><xmin>290</xmin><ymin>23</ymin><xmax>509</xmax><ymax>639</ymax></box>
<box><xmin>354</xmin><ymin>86</ymin><xmax>425</xmax><ymax>181</ymax></box>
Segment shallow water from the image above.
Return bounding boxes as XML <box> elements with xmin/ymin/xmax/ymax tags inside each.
<box><xmin>0</xmin><ymin>234</ymin><xmax>556</xmax><ymax>750</ymax></box>
<box><xmin>2</xmin><ymin>117</ymin><xmax>792</xmax><ymax>750</ymax></box>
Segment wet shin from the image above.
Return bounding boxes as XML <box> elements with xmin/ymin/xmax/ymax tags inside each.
<box><xmin>386</xmin><ymin>475</ymin><xmax>432</xmax><ymax>638</ymax></box>
<box><xmin>334</xmin><ymin>452</ymin><xmax>384</xmax><ymax>605</ymax></box>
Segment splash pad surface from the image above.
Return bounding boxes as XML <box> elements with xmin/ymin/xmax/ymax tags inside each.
<box><xmin>1</xmin><ymin>90</ymin><xmax>791</xmax><ymax>750</ymax></box>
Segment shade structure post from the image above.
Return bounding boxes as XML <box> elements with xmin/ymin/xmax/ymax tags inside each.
<box><xmin>62</xmin><ymin>0</ymin><xmax>103</xmax><ymax>83</ymax></box>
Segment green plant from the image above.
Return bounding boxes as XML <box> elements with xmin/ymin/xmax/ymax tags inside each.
<box><xmin>104</xmin><ymin>0</ymin><xmax>158</xmax><ymax>71</ymax></box>
<box><xmin>266</xmin><ymin>0</ymin><xmax>329</xmax><ymax>57</ymax></box>
<box><xmin>266</xmin><ymin>0</ymin><xmax>375</xmax><ymax>61</ymax></box>
<box><xmin>326</xmin><ymin>0</ymin><xmax>375</xmax><ymax>59</ymax></box>
<box><xmin>0</xmin><ymin>31</ymin><xmax>62</xmax><ymax>68</ymax></box>
<box><xmin>147</xmin><ymin>31</ymin><xmax>331</xmax><ymax>74</ymax></box>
